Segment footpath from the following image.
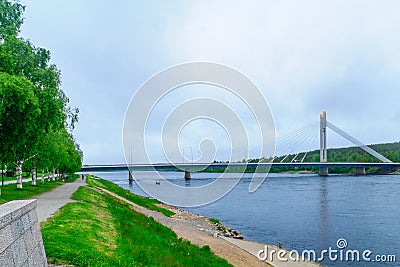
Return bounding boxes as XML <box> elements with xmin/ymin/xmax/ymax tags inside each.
<box><xmin>31</xmin><ymin>177</ymin><xmax>86</xmax><ymax>222</ymax></box>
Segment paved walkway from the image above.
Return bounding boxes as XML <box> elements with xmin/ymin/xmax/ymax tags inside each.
<box><xmin>32</xmin><ymin>177</ymin><xmax>86</xmax><ymax>222</ymax></box>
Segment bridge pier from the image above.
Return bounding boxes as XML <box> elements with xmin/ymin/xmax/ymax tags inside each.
<box><xmin>184</xmin><ymin>170</ymin><xmax>191</xmax><ymax>180</ymax></box>
<box><xmin>354</xmin><ymin>166</ymin><xmax>366</xmax><ymax>175</ymax></box>
<box><xmin>319</xmin><ymin>167</ymin><xmax>329</xmax><ymax>176</ymax></box>
<box><xmin>129</xmin><ymin>170</ymin><xmax>133</xmax><ymax>184</ymax></box>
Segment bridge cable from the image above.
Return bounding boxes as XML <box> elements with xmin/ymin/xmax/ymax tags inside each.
<box><xmin>326</xmin><ymin>121</ymin><xmax>392</xmax><ymax>163</ymax></box>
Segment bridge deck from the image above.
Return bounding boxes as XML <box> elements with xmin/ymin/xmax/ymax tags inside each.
<box><xmin>80</xmin><ymin>162</ymin><xmax>400</xmax><ymax>172</ymax></box>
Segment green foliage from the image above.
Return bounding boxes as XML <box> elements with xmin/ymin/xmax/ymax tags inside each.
<box><xmin>0</xmin><ymin>0</ymin><xmax>82</xmax><ymax>182</ymax></box>
<box><xmin>42</xmin><ymin>185</ymin><xmax>231</xmax><ymax>267</ymax></box>
<box><xmin>0</xmin><ymin>73</ymin><xmax>40</xmax><ymax>164</ymax></box>
<box><xmin>209</xmin><ymin>217</ymin><xmax>220</xmax><ymax>224</ymax></box>
<box><xmin>87</xmin><ymin>176</ymin><xmax>175</xmax><ymax>217</ymax></box>
<box><xmin>32</xmin><ymin>129</ymin><xmax>83</xmax><ymax>174</ymax></box>
<box><xmin>0</xmin><ymin>0</ymin><xmax>24</xmax><ymax>37</ymax></box>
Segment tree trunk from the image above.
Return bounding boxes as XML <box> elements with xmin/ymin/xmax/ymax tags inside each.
<box><xmin>31</xmin><ymin>168</ymin><xmax>36</xmax><ymax>186</ymax></box>
<box><xmin>47</xmin><ymin>167</ymin><xmax>51</xmax><ymax>182</ymax></box>
<box><xmin>52</xmin><ymin>168</ymin><xmax>55</xmax><ymax>181</ymax></box>
<box><xmin>1</xmin><ymin>162</ymin><xmax>4</xmax><ymax>187</ymax></box>
<box><xmin>16</xmin><ymin>160</ymin><xmax>23</xmax><ymax>189</ymax></box>
<box><xmin>41</xmin><ymin>169</ymin><xmax>45</xmax><ymax>184</ymax></box>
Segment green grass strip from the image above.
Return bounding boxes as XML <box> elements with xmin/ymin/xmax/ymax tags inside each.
<box><xmin>42</xmin><ymin>185</ymin><xmax>232</xmax><ymax>266</ymax></box>
<box><xmin>42</xmin><ymin>186</ymin><xmax>119</xmax><ymax>266</ymax></box>
<box><xmin>87</xmin><ymin>175</ymin><xmax>175</xmax><ymax>217</ymax></box>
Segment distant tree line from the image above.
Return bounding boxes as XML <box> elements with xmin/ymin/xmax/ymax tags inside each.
<box><xmin>0</xmin><ymin>0</ymin><xmax>82</xmax><ymax>188</ymax></box>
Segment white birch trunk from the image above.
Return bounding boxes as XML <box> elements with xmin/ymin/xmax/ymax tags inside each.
<box><xmin>52</xmin><ymin>168</ymin><xmax>55</xmax><ymax>181</ymax></box>
<box><xmin>31</xmin><ymin>168</ymin><xmax>36</xmax><ymax>186</ymax></box>
<box><xmin>47</xmin><ymin>167</ymin><xmax>51</xmax><ymax>182</ymax></box>
<box><xmin>16</xmin><ymin>160</ymin><xmax>23</xmax><ymax>189</ymax></box>
<box><xmin>41</xmin><ymin>169</ymin><xmax>45</xmax><ymax>184</ymax></box>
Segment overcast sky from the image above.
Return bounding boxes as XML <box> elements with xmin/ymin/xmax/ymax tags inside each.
<box><xmin>19</xmin><ymin>0</ymin><xmax>400</xmax><ymax>164</ymax></box>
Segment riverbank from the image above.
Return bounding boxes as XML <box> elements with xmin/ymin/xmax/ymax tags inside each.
<box><xmin>155</xmin><ymin>202</ymin><xmax>324</xmax><ymax>267</ymax></box>
<box><xmin>41</xmin><ymin>175</ymin><xmax>322</xmax><ymax>266</ymax></box>
<box><xmin>93</xmin><ymin>171</ymin><xmax>400</xmax><ymax>267</ymax></box>
<box><xmin>42</xmin><ymin>176</ymin><xmax>232</xmax><ymax>266</ymax></box>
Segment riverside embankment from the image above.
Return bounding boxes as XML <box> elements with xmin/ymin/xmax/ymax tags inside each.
<box><xmin>38</xmin><ymin>175</ymin><xmax>321</xmax><ymax>266</ymax></box>
<box><xmin>93</xmin><ymin>170</ymin><xmax>400</xmax><ymax>267</ymax></box>
<box><xmin>81</xmin><ymin>175</ymin><xmax>323</xmax><ymax>266</ymax></box>
<box><xmin>0</xmin><ymin>173</ymin><xmax>324</xmax><ymax>266</ymax></box>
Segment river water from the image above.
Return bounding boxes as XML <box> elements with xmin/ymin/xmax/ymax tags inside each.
<box><xmin>92</xmin><ymin>171</ymin><xmax>399</xmax><ymax>266</ymax></box>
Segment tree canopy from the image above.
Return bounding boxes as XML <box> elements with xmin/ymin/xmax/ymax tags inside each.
<box><xmin>0</xmin><ymin>0</ymin><xmax>82</xmax><ymax>188</ymax></box>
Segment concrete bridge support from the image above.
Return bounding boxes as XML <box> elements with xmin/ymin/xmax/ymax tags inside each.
<box><xmin>319</xmin><ymin>167</ymin><xmax>329</xmax><ymax>176</ymax></box>
<box><xmin>129</xmin><ymin>170</ymin><xmax>133</xmax><ymax>184</ymax></box>
<box><xmin>354</xmin><ymin>166</ymin><xmax>366</xmax><ymax>175</ymax></box>
<box><xmin>184</xmin><ymin>170</ymin><xmax>191</xmax><ymax>180</ymax></box>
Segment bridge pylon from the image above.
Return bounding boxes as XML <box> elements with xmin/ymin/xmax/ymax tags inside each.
<box><xmin>319</xmin><ymin>110</ymin><xmax>329</xmax><ymax>176</ymax></box>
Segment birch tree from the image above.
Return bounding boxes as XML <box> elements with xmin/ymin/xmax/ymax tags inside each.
<box><xmin>0</xmin><ymin>73</ymin><xmax>41</xmax><ymax>188</ymax></box>
<box><xmin>0</xmin><ymin>0</ymin><xmax>81</xmax><ymax>188</ymax></box>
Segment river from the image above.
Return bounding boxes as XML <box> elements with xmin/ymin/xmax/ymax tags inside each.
<box><xmin>92</xmin><ymin>171</ymin><xmax>399</xmax><ymax>266</ymax></box>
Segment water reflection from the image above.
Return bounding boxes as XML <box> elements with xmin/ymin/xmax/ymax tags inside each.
<box><xmin>319</xmin><ymin>177</ymin><xmax>330</xmax><ymax>248</ymax></box>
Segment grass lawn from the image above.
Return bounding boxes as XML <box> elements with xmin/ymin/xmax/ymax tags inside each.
<box><xmin>42</xmin><ymin>183</ymin><xmax>232</xmax><ymax>266</ymax></box>
<box><xmin>87</xmin><ymin>175</ymin><xmax>175</xmax><ymax>217</ymax></box>
<box><xmin>0</xmin><ymin>174</ymin><xmax>80</xmax><ymax>205</ymax></box>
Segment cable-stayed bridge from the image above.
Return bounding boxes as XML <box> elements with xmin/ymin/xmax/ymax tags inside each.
<box><xmin>81</xmin><ymin>111</ymin><xmax>400</xmax><ymax>177</ymax></box>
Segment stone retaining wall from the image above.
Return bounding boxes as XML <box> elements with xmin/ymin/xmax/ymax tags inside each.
<box><xmin>0</xmin><ymin>199</ymin><xmax>47</xmax><ymax>266</ymax></box>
